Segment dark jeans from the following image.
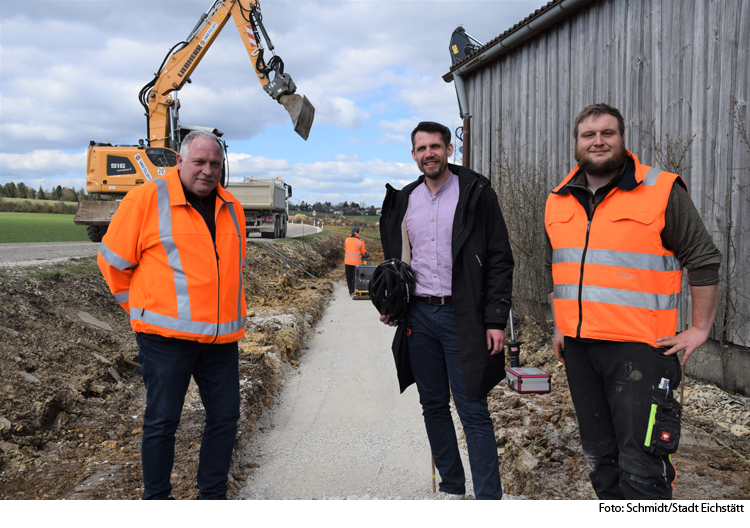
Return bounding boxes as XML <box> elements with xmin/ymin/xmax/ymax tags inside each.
<box><xmin>563</xmin><ymin>337</ymin><xmax>681</xmax><ymax>499</ymax></box>
<box><xmin>345</xmin><ymin>264</ymin><xmax>356</xmax><ymax>294</ymax></box>
<box><xmin>137</xmin><ymin>334</ymin><xmax>240</xmax><ymax>500</ymax></box>
<box><xmin>408</xmin><ymin>300</ymin><xmax>502</xmax><ymax>499</ymax></box>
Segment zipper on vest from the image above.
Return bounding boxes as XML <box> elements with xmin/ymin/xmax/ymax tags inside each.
<box><xmin>575</xmin><ymin>187</ymin><xmax>613</xmax><ymax>337</ymax></box>
<box><xmin>187</xmin><ymin>200</ymin><xmax>222</xmax><ymax>344</ymax></box>
<box><xmin>212</xmin><ymin>202</ymin><xmax>225</xmax><ymax>344</ymax></box>
<box><xmin>212</xmin><ymin>241</ymin><xmax>220</xmax><ymax>344</ymax></box>
<box><xmin>576</xmin><ymin>219</ymin><xmax>592</xmax><ymax>338</ymax></box>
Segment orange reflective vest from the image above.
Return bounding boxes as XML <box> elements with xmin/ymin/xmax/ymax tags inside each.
<box><xmin>545</xmin><ymin>153</ymin><xmax>683</xmax><ymax>346</ymax></box>
<box><xmin>98</xmin><ymin>169</ymin><xmax>247</xmax><ymax>344</ymax></box>
<box><xmin>344</xmin><ymin>234</ymin><xmax>366</xmax><ymax>265</ymax></box>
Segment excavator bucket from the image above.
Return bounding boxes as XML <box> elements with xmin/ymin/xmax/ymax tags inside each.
<box><xmin>281</xmin><ymin>94</ymin><xmax>315</xmax><ymax>141</ymax></box>
<box><xmin>73</xmin><ymin>200</ymin><xmax>121</xmax><ymax>226</ymax></box>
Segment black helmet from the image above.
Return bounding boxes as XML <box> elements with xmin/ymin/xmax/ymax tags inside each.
<box><xmin>351</xmin><ymin>226</ymin><xmax>360</xmax><ymax>235</ymax></box>
<box><xmin>369</xmin><ymin>258</ymin><xmax>416</xmax><ymax>324</ymax></box>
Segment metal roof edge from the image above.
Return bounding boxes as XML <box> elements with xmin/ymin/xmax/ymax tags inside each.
<box><xmin>443</xmin><ymin>0</ymin><xmax>595</xmax><ymax>83</ymax></box>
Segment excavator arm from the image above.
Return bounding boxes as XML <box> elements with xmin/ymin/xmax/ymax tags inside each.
<box><xmin>139</xmin><ymin>0</ymin><xmax>314</xmax><ymax>147</ymax></box>
<box><xmin>75</xmin><ymin>0</ymin><xmax>313</xmax><ymax>242</ymax></box>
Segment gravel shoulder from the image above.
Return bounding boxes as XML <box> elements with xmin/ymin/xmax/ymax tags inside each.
<box><xmin>0</xmin><ymin>241</ymin><xmax>99</xmax><ymax>267</ymax></box>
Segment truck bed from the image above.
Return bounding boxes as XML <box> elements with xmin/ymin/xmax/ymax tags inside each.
<box><xmin>226</xmin><ymin>180</ymin><xmax>286</xmax><ymax>210</ymax></box>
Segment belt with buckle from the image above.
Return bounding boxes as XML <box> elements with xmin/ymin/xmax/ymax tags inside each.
<box><xmin>414</xmin><ymin>295</ymin><xmax>452</xmax><ymax>305</ymax></box>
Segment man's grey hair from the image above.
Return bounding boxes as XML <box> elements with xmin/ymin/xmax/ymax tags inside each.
<box><xmin>179</xmin><ymin>130</ymin><xmax>224</xmax><ymax>157</ymax></box>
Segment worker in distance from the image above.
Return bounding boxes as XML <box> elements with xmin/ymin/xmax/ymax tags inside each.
<box><xmin>344</xmin><ymin>226</ymin><xmax>369</xmax><ymax>297</ymax></box>
<box><xmin>545</xmin><ymin>103</ymin><xmax>721</xmax><ymax>499</ymax></box>
<box><xmin>98</xmin><ymin>130</ymin><xmax>247</xmax><ymax>499</ymax></box>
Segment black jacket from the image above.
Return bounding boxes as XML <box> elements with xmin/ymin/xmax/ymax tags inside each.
<box><xmin>379</xmin><ymin>164</ymin><xmax>514</xmax><ymax>401</ymax></box>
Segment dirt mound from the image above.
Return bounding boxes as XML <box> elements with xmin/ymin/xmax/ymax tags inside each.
<box><xmin>0</xmin><ymin>232</ymin><xmax>747</xmax><ymax>500</ymax></box>
<box><xmin>0</xmin><ymin>233</ymin><xmax>342</xmax><ymax>499</ymax></box>
<box><xmin>488</xmin><ymin>316</ymin><xmax>750</xmax><ymax>499</ymax></box>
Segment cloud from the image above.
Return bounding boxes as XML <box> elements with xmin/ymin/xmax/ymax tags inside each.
<box><xmin>304</xmin><ymin>95</ymin><xmax>369</xmax><ymax>129</ymax></box>
<box><xmin>0</xmin><ymin>150</ymin><xmax>88</xmax><ymax>192</ymax></box>
<box><xmin>227</xmin><ymin>151</ymin><xmax>419</xmax><ymax>205</ymax></box>
<box><xmin>0</xmin><ymin>0</ymin><xmax>543</xmax><ymax>202</ymax></box>
<box><xmin>2</xmin><ymin>150</ymin><xmax>86</xmax><ymax>174</ymax></box>
<box><xmin>377</xmin><ymin>118</ymin><xmax>418</xmax><ymax>145</ymax></box>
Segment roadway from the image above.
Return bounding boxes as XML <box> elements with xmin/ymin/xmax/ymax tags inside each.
<box><xmin>0</xmin><ymin>222</ymin><xmax>319</xmax><ymax>267</ymax></box>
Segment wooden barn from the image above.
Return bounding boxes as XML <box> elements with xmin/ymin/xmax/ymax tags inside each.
<box><xmin>444</xmin><ymin>0</ymin><xmax>750</xmax><ymax>388</ymax></box>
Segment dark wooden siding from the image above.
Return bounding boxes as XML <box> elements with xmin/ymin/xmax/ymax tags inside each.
<box><xmin>463</xmin><ymin>0</ymin><xmax>750</xmax><ymax>346</ymax></box>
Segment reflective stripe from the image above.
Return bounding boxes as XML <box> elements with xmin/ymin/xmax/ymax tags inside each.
<box><xmin>154</xmin><ymin>179</ymin><xmax>191</xmax><ymax>321</ymax></box>
<box><xmin>552</xmin><ymin>247</ymin><xmax>583</xmax><ymax>265</ymax></box>
<box><xmin>114</xmin><ymin>291</ymin><xmax>129</xmax><ymax>304</ymax></box>
<box><xmin>131</xmin><ymin>308</ymin><xmax>246</xmax><ymax>337</ymax></box>
<box><xmin>553</xmin><ymin>248</ymin><xmax>681</xmax><ymax>272</ymax></box>
<box><xmin>219</xmin><ymin>317</ymin><xmax>246</xmax><ymax>336</ymax></box>
<box><xmin>642</xmin><ymin>167</ymin><xmax>662</xmax><ymax>186</ymax></box>
<box><xmin>99</xmin><ymin>242</ymin><xmax>136</xmax><ymax>271</ymax></box>
<box><xmin>554</xmin><ymin>284</ymin><xmax>680</xmax><ymax>311</ymax></box>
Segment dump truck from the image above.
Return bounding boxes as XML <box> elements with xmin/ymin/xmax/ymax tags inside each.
<box><xmin>226</xmin><ymin>177</ymin><xmax>291</xmax><ymax>238</ymax></box>
<box><xmin>74</xmin><ymin>0</ymin><xmax>314</xmax><ymax>242</ymax></box>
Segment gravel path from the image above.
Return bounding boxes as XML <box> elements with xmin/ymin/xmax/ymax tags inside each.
<box><xmin>239</xmin><ymin>281</ymin><xmax>474</xmax><ymax>500</ymax></box>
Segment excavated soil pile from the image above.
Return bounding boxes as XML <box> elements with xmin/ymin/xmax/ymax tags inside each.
<box><xmin>0</xmin><ymin>232</ymin><xmax>342</xmax><ymax>499</ymax></box>
<box><xmin>488</xmin><ymin>317</ymin><xmax>750</xmax><ymax>499</ymax></box>
<box><xmin>1</xmin><ymin>227</ymin><xmax>747</xmax><ymax>500</ymax></box>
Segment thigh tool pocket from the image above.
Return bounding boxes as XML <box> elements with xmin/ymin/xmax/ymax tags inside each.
<box><xmin>644</xmin><ymin>395</ymin><xmax>681</xmax><ymax>455</ymax></box>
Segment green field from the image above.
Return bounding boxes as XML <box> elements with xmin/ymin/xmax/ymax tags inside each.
<box><xmin>1</xmin><ymin>197</ymin><xmax>78</xmax><ymax>207</ymax></box>
<box><xmin>290</xmin><ymin>211</ymin><xmax>380</xmax><ymax>222</ymax></box>
<box><xmin>326</xmin><ymin>226</ymin><xmax>381</xmax><ymax>239</ymax></box>
<box><xmin>0</xmin><ymin>212</ymin><xmax>89</xmax><ymax>243</ymax></box>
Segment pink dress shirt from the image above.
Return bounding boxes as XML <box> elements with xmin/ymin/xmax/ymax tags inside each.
<box><xmin>406</xmin><ymin>172</ymin><xmax>459</xmax><ymax>297</ymax></box>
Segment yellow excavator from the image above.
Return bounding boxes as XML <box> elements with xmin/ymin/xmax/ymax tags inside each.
<box><xmin>74</xmin><ymin>0</ymin><xmax>314</xmax><ymax>242</ymax></box>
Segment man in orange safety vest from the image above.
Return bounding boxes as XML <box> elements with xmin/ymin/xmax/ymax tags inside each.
<box><xmin>98</xmin><ymin>129</ymin><xmax>246</xmax><ymax>499</ymax></box>
<box><xmin>545</xmin><ymin>103</ymin><xmax>721</xmax><ymax>500</ymax></box>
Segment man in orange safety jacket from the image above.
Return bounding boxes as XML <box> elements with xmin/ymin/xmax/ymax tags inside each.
<box><xmin>545</xmin><ymin>104</ymin><xmax>721</xmax><ymax>500</ymax></box>
<box><xmin>98</xmin><ymin>129</ymin><xmax>247</xmax><ymax>499</ymax></box>
<box><xmin>344</xmin><ymin>226</ymin><xmax>368</xmax><ymax>297</ymax></box>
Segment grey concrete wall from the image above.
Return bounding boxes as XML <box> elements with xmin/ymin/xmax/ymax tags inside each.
<box><xmin>683</xmin><ymin>339</ymin><xmax>750</xmax><ymax>396</ymax></box>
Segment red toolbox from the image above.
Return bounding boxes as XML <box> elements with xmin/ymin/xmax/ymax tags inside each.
<box><xmin>505</xmin><ymin>367</ymin><xmax>550</xmax><ymax>394</ymax></box>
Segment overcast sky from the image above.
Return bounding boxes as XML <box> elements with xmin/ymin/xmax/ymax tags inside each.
<box><xmin>1</xmin><ymin>0</ymin><xmax>542</xmax><ymax>207</ymax></box>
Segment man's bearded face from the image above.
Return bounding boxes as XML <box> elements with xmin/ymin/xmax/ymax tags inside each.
<box><xmin>574</xmin><ymin>114</ymin><xmax>627</xmax><ymax>177</ymax></box>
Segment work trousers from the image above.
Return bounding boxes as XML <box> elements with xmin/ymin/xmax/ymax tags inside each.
<box><xmin>408</xmin><ymin>300</ymin><xmax>503</xmax><ymax>499</ymax></box>
<box><xmin>345</xmin><ymin>264</ymin><xmax>356</xmax><ymax>294</ymax></box>
<box><xmin>137</xmin><ymin>334</ymin><xmax>240</xmax><ymax>500</ymax></box>
<box><xmin>563</xmin><ymin>337</ymin><xmax>681</xmax><ymax>499</ymax></box>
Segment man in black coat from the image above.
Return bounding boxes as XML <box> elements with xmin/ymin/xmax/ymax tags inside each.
<box><xmin>378</xmin><ymin>121</ymin><xmax>514</xmax><ymax>499</ymax></box>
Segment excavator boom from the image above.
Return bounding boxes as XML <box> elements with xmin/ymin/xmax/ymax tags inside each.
<box><xmin>76</xmin><ymin>0</ymin><xmax>314</xmax><ymax>241</ymax></box>
<box><xmin>145</xmin><ymin>0</ymin><xmax>314</xmax><ymax>145</ymax></box>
